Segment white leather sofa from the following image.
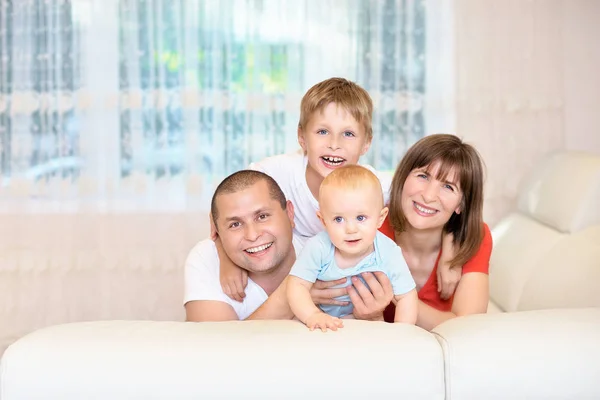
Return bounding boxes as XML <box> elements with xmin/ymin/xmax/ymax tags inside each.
<box><xmin>1</xmin><ymin>151</ymin><xmax>600</xmax><ymax>399</ymax></box>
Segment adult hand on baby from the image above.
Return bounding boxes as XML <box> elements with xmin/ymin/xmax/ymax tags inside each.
<box><xmin>310</xmin><ymin>278</ymin><xmax>349</xmax><ymax>306</ymax></box>
<box><xmin>305</xmin><ymin>311</ymin><xmax>344</xmax><ymax>332</ymax></box>
<box><xmin>348</xmin><ymin>272</ymin><xmax>393</xmax><ymax>321</ymax></box>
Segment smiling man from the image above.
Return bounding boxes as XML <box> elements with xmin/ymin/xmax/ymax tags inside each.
<box><xmin>184</xmin><ymin>170</ymin><xmax>302</xmax><ymax>322</ymax></box>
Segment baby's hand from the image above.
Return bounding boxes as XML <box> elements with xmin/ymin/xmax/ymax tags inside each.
<box><xmin>305</xmin><ymin>311</ymin><xmax>344</xmax><ymax>332</ymax></box>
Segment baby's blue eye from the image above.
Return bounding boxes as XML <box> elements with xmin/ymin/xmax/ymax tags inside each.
<box><xmin>356</xmin><ymin>215</ymin><xmax>366</xmax><ymax>222</ymax></box>
<box><xmin>334</xmin><ymin>216</ymin><xmax>344</xmax><ymax>223</ymax></box>
<box><xmin>317</xmin><ymin>129</ymin><xmax>328</xmax><ymax>135</ymax></box>
<box><xmin>343</xmin><ymin>131</ymin><xmax>355</xmax><ymax>137</ymax></box>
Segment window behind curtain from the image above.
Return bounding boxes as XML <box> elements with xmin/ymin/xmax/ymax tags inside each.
<box><xmin>0</xmin><ymin>0</ymin><xmax>426</xmax><ymax>211</ymax></box>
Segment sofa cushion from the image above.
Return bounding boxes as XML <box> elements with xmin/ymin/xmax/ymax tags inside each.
<box><xmin>517</xmin><ymin>152</ymin><xmax>600</xmax><ymax>233</ymax></box>
<box><xmin>432</xmin><ymin>308</ymin><xmax>600</xmax><ymax>400</ymax></box>
<box><xmin>517</xmin><ymin>225</ymin><xmax>600</xmax><ymax>311</ymax></box>
<box><xmin>489</xmin><ymin>213</ymin><xmax>563</xmax><ymax>312</ymax></box>
<box><xmin>0</xmin><ymin>320</ymin><xmax>446</xmax><ymax>400</ymax></box>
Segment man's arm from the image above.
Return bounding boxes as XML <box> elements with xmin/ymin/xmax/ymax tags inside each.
<box><xmin>246</xmin><ymin>277</ymin><xmax>294</xmax><ymax>320</ymax></box>
<box><xmin>185</xmin><ymin>300</ymin><xmax>239</xmax><ymax>322</ymax></box>
<box><xmin>184</xmin><ymin>240</ymin><xmax>243</xmax><ymax>322</ymax></box>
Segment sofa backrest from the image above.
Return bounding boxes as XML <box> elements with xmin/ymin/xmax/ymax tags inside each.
<box><xmin>0</xmin><ymin>212</ymin><xmax>211</xmax><ymax>357</ymax></box>
<box><xmin>489</xmin><ymin>151</ymin><xmax>600</xmax><ymax>312</ymax></box>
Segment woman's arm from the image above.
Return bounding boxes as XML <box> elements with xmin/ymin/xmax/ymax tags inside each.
<box><xmin>416</xmin><ymin>272</ymin><xmax>489</xmax><ymax>330</ymax></box>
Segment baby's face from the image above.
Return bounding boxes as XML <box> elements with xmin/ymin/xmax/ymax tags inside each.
<box><xmin>318</xmin><ymin>186</ymin><xmax>386</xmax><ymax>260</ymax></box>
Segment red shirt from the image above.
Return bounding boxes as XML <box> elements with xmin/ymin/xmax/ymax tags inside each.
<box><xmin>379</xmin><ymin>217</ymin><xmax>492</xmax><ymax>322</ymax></box>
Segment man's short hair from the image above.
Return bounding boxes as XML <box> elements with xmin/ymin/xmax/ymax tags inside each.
<box><xmin>210</xmin><ymin>170</ymin><xmax>287</xmax><ymax>229</ymax></box>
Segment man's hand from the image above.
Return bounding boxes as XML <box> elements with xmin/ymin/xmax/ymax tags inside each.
<box><xmin>348</xmin><ymin>272</ymin><xmax>393</xmax><ymax>321</ymax></box>
<box><xmin>437</xmin><ymin>264</ymin><xmax>462</xmax><ymax>301</ymax></box>
<box><xmin>310</xmin><ymin>278</ymin><xmax>349</xmax><ymax>306</ymax></box>
<box><xmin>305</xmin><ymin>311</ymin><xmax>344</xmax><ymax>332</ymax></box>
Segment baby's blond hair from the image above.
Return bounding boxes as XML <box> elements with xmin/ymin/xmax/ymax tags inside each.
<box><xmin>319</xmin><ymin>165</ymin><xmax>383</xmax><ymax>207</ymax></box>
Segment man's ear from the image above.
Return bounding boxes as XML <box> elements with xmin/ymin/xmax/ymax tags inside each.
<box><xmin>316</xmin><ymin>210</ymin><xmax>326</xmax><ymax>228</ymax></box>
<box><xmin>286</xmin><ymin>200</ymin><xmax>296</xmax><ymax>229</ymax></box>
<box><xmin>297</xmin><ymin>126</ymin><xmax>307</xmax><ymax>154</ymax></box>
<box><xmin>377</xmin><ymin>206</ymin><xmax>389</xmax><ymax>228</ymax></box>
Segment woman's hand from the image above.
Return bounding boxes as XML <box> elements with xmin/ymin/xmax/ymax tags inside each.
<box><xmin>348</xmin><ymin>272</ymin><xmax>393</xmax><ymax>321</ymax></box>
<box><xmin>310</xmin><ymin>278</ymin><xmax>349</xmax><ymax>306</ymax></box>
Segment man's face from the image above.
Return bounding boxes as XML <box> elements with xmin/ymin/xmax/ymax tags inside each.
<box><xmin>214</xmin><ymin>180</ymin><xmax>295</xmax><ymax>275</ymax></box>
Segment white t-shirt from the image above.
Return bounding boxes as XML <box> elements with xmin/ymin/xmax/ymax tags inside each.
<box><xmin>249</xmin><ymin>149</ymin><xmax>392</xmax><ymax>246</ymax></box>
<box><xmin>183</xmin><ymin>237</ymin><xmax>303</xmax><ymax>320</ymax></box>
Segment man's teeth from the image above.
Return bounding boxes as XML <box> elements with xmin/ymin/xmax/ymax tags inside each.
<box><xmin>246</xmin><ymin>243</ymin><xmax>273</xmax><ymax>253</ymax></box>
<box><xmin>415</xmin><ymin>203</ymin><xmax>437</xmax><ymax>214</ymax></box>
<box><xmin>322</xmin><ymin>156</ymin><xmax>344</xmax><ymax>165</ymax></box>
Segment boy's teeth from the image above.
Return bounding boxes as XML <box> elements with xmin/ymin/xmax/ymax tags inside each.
<box><xmin>322</xmin><ymin>156</ymin><xmax>344</xmax><ymax>164</ymax></box>
<box><xmin>246</xmin><ymin>243</ymin><xmax>273</xmax><ymax>253</ymax></box>
<box><xmin>415</xmin><ymin>203</ymin><xmax>436</xmax><ymax>214</ymax></box>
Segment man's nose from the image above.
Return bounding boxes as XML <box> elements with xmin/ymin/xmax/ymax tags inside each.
<box><xmin>244</xmin><ymin>223</ymin><xmax>260</xmax><ymax>241</ymax></box>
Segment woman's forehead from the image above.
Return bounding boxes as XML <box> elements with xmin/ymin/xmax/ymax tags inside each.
<box><xmin>420</xmin><ymin>161</ymin><xmax>461</xmax><ymax>185</ymax></box>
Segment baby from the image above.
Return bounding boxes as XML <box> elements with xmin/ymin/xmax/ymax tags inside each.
<box><xmin>287</xmin><ymin>165</ymin><xmax>418</xmax><ymax>331</ymax></box>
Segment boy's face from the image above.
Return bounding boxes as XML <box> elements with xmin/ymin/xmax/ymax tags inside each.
<box><xmin>214</xmin><ymin>180</ymin><xmax>296</xmax><ymax>275</ymax></box>
<box><xmin>298</xmin><ymin>102</ymin><xmax>371</xmax><ymax>183</ymax></box>
<box><xmin>317</xmin><ymin>185</ymin><xmax>387</xmax><ymax>260</ymax></box>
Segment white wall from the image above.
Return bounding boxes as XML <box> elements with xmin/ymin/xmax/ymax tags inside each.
<box><xmin>453</xmin><ymin>0</ymin><xmax>599</xmax><ymax>226</ymax></box>
<box><xmin>564</xmin><ymin>0</ymin><xmax>600</xmax><ymax>155</ymax></box>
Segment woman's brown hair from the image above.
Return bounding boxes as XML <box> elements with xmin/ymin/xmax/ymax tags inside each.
<box><xmin>388</xmin><ymin>134</ymin><xmax>485</xmax><ymax>267</ymax></box>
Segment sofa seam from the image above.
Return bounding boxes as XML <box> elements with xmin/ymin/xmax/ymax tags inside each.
<box><xmin>432</xmin><ymin>331</ymin><xmax>451</xmax><ymax>400</ymax></box>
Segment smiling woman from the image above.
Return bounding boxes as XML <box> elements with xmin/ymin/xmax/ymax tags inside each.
<box><xmin>380</xmin><ymin>134</ymin><xmax>492</xmax><ymax>330</ymax></box>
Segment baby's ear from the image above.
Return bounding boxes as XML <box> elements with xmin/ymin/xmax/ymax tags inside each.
<box><xmin>378</xmin><ymin>207</ymin><xmax>389</xmax><ymax>228</ymax></box>
<box><xmin>316</xmin><ymin>210</ymin><xmax>326</xmax><ymax>227</ymax></box>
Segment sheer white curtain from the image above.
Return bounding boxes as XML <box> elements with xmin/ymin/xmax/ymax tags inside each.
<box><xmin>0</xmin><ymin>0</ymin><xmax>449</xmax><ymax>212</ymax></box>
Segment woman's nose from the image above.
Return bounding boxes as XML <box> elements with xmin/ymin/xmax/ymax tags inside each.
<box><xmin>422</xmin><ymin>181</ymin><xmax>438</xmax><ymax>202</ymax></box>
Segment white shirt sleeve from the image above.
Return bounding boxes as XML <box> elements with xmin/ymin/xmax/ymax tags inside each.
<box><xmin>183</xmin><ymin>239</ymin><xmax>232</xmax><ymax>306</ymax></box>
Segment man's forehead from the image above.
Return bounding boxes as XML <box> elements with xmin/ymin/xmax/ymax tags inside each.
<box><xmin>216</xmin><ymin>183</ymin><xmax>275</xmax><ymax>219</ymax></box>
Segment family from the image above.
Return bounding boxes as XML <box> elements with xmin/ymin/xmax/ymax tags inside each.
<box><xmin>184</xmin><ymin>78</ymin><xmax>492</xmax><ymax>331</ymax></box>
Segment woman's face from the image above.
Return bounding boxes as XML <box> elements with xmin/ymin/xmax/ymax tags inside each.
<box><xmin>401</xmin><ymin>161</ymin><xmax>463</xmax><ymax>231</ymax></box>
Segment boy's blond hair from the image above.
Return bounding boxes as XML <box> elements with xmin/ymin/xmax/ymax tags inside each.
<box><xmin>319</xmin><ymin>165</ymin><xmax>383</xmax><ymax>207</ymax></box>
<box><xmin>299</xmin><ymin>77</ymin><xmax>373</xmax><ymax>140</ymax></box>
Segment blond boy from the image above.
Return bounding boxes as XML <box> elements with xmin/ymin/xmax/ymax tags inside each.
<box><xmin>287</xmin><ymin>165</ymin><xmax>418</xmax><ymax>331</ymax></box>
